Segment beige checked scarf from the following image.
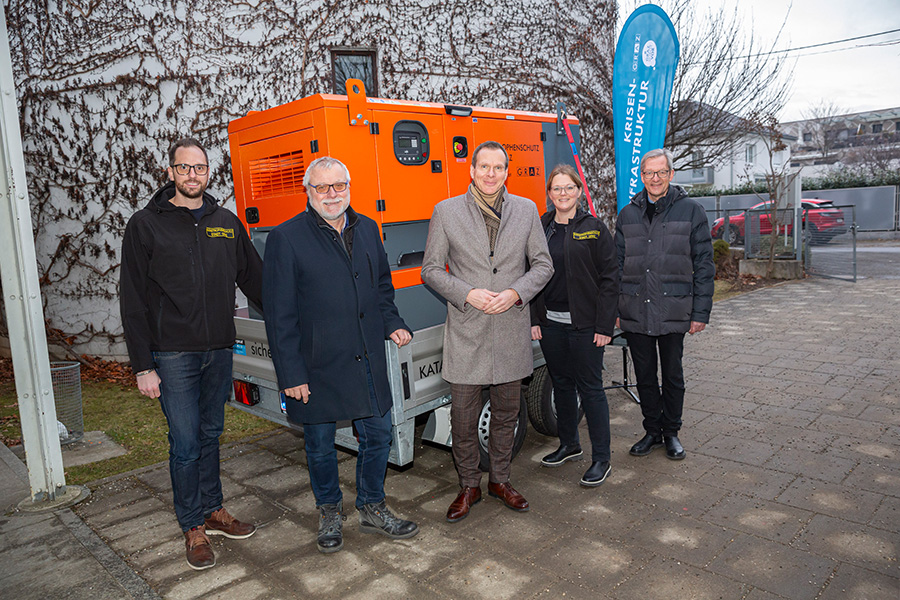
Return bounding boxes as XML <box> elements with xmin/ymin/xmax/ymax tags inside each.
<box><xmin>469</xmin><ymin>184</ymin><xmax>503</xmax><ymax>254</ymax></box>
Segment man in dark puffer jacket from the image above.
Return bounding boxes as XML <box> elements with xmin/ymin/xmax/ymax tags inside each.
<box><xmin>614</xmin><ymin>148</ymin><xmax>715</xmax><ymax>460</ymax></box>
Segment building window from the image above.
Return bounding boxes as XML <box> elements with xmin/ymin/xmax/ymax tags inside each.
<box><xmin>802</xmin><ymin>132</ymin><xmax>812</xmax><ymax>142</ymax></box>
<box><xmin>745</xmin><ymin>144</ymin><xmax>756</xmax><ymax>163</ymax></box>
<box><xmin>872</xmin><ymin>123</ymin><xmax>883</xmax><ymax>134</ymax></box>
<box><xmin>896</xmin><ymin>121</ymin><xmax>900</xmax><ymax>132</ymax></box>
<box><xmin>331</xmin><ymin>49</ymin><xmax>378</xmax><ymax>96</ymax></box>
<box><xmin>692</xmin><ymin>151</ymin><xmax>704</xmax><ymax>179</ymax></box>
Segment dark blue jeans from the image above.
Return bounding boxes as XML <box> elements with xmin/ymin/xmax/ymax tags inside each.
<box><xmin>626</xmin><ymin>332</ymin><xmax>685</xmax><ymax>436</ymax></box>
<box><xmin>154</xmin><ymin>348</ymin><xmax>233</xmax><ymax>531</ymax></box>
<box><xmin>539</xmin><ymin>320</ymin><xmax>611</xmax><ymax>462</ymax></box>
<box><xmin>303</xmin><ymin>359</ymin><xmax>393</xmax><ymax>509</ymax></box>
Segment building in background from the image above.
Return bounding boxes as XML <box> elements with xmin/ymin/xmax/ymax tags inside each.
<box><xmin>781</xmin><ymin>107</ymin><xmax>900</xmax><ymax>178</ymax></box>
<box><xmin>669</xmin><ymin>101</ymin><xmax>795</xmax><ymax>192</ymax></box>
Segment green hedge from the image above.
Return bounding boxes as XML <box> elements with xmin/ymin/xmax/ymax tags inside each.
<box><xmin>801</xmin><ymin>168</ymin><xmax>900</xmax><ymax>191</ymax></box>
<box><xmin>687</xmin><ymin>168</ymin><xmax>900</xmax><ymax>197</ymax></box>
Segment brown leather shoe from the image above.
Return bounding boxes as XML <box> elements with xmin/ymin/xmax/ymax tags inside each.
<box><xmin>184</xmin><ymin>526</ymin><xmax>215</xmax><ymax>570</ymax></box>
<box><xmin>488</xmin><ymin>481</ymin><xmax>529</xmax><ymax>512</ymax></box>
<box><xmin>446</xmin><ymin>486</ymin><xmax>482</xmax><ymax>522</ymax></box>
<box><xmin>205</xmin><ymin>507</ymin><xmax>256</xmax><ymax>539</ymax></box>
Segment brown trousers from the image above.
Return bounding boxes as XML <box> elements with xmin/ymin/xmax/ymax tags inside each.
<box><xmin>449</xmin><ymin>380</ymin><xmax>521</xmax><ymax>488</ymax></box>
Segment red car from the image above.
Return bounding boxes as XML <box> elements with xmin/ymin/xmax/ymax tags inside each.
<box><xmin>711</xmin><ymin>199</ymin><xmax>847</xmax><ymax>245</ymax></box>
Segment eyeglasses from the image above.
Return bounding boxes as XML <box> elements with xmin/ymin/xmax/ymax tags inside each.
<box><xmin>550</xmin><ymin>185</ymin><xmax>579</xmax><ymax>195</ymax></box>
<box><xmin>171</xmin><ymin>163</ymin><xmax>209</xmax><ymax>176</ymax></box>
<box><xmin>641</xmin><ymin>169</ymin><xmax>671</xmax><ymax>180</ymax></box>
<box><xmin>310</xmin><ymin>182</ymin><xmax>348</xmax><ymax>194</ymax></box>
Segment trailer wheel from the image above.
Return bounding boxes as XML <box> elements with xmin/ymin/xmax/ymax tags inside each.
<box><xmin>526</xmin><ymin>365</ymin><xmax>584</xmax><ymax>437</ymax></box>
<box><xmin>477</xmin><ymin>386</ymin><xmax>527</xmax><ymax>473</ymax></box>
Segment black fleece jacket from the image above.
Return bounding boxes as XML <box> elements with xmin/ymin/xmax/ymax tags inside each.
<box><xmin>531</xmin><ymin>208</ymin><xmax>619</xmax><ymax>336</ymax></box>
<box><xmin>119</xmin><ymin>182</ymin><xmax>263</xmax><ymax>373</ymax></box>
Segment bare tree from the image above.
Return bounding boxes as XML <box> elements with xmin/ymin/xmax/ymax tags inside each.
<box><xmin>800</xmin><ymin>99</ymin><xmax>846</xmax><ymax>158</ymax></box>
<box><xmin>617</xmin><ymin>0</ymin><xmax>793</xmax><ymax>171</ymax></box>
<box><xmin>841</xmin><ymin>140</ymin><xmax>900</xmax><ymax>176</ymax></box>
<box><xmin>741</xmin><ymin>112</ymin><xmax>798</xmax><ymax>279</ymax></box>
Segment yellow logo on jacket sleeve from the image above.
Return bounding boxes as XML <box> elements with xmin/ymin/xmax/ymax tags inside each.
<box><xmin>572</xmin><ymin>230</ymin><xmax>601</xmax><ymax>240</ymax></box>
<box><xmin>206</xmin><ymin>227</ymin><xmax>235</xmax><ymax>239</ymax></box>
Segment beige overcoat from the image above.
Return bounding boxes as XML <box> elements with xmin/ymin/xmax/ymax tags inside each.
<box><xmin>421</xmin><ymin>189</ymin><xmax>553</xmax><ymax>385</ymax></box>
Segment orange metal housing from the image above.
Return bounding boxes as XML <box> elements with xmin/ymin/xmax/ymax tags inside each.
<box><xmin>228</xmin><ymin>80</ymin><xmax>581</xmax><ymax>291</ymax></box>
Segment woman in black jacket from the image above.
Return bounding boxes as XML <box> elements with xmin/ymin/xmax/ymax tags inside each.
<box><xmin>531</xmin><ymin>164</ymin><xmax>619</xmax><ymax>486</ymax></box>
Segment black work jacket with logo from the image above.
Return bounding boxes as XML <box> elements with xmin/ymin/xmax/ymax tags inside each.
<box><xmin>119</xmin><ymin>182</ymin><xmax>263</xmax><ymax>372</ymax></box>
<box><xmin>531</xmin><ymin>208</ymin><xmax>619</xmax><ymax>336</ymax></box>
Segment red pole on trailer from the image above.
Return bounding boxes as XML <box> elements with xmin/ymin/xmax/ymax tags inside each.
<box><xmin>559</xmin><ymin>107</ymin><xmax>597</xmax><ymax>218</ymax></box>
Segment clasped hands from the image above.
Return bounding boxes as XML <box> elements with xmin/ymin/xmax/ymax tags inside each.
<box><xmin>465</xmin><ymin>288</ymin><xmax>519</xmax><ymax>315</ymax></box>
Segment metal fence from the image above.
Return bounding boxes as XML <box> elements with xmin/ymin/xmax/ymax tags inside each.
<box><xmin>805</xmin><ymin>204</ymin><xmax>857</xmax><ymax>282</ymax></box>
<box><xmin>707</xmin><ymin>206</ymin><xmax>802</xmax><ymax>259</ymax></box>
<box><xmin>744</xmin><ymin>207</ymin><xmax>800</xmax><ymax>260</ymax></box>
<box><xmin>707</xmin><ymin>203</ymin><xmax>859</xmax><ymax>282</ymax></box>
<box><xmin>696</xmin><ymin>185</ymin><xmax>897</xmax><ymax>233</ymax></box>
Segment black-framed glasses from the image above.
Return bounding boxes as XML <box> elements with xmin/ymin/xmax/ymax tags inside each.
<box><xmin>171</xmin><ymin>163</ymin><xmax>209</xmax><ymax>176</ymax></box>
<box><xmin>641</xmin><ymin>169</ymin><xmax>670</xmax><ymax>179</ymax></box>
<box><xmin>310</xmin><ymin>182</ymin><xmax>349</xmax><ymax>194</ymax></box>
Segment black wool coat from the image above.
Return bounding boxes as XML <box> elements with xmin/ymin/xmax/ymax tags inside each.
<box><xmin>262</xmin><ymin>206</ymin><xmax>409</xmax><ymax>424</ymax></box>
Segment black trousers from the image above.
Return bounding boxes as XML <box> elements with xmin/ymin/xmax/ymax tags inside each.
<box><xmin>626</xmin><ymin>332</ymin><xmax>685</xmax><ymax>436</ymax></box>
<box><xmin>540</xmin><ymin>320</ymin><xmax>611</xmax><ymax>462</ymax></box>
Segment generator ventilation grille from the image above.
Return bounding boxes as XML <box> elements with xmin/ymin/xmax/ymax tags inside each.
<box><xmin>248</xmin><ymin>151</ymin><xmax>306</xmax><ymax>201</ymax></box>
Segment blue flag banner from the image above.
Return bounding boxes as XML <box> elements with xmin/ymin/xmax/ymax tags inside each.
<box><xmin>612</xmin><ymin>5</ymin><xmax>679</xmax><ymax>213</ymax></box>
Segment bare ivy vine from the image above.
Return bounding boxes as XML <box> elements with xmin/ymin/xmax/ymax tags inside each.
<box><xmin>4</xmin><ymin>0</ymin><xmax>616</xmax><ymax>356</ymax></box>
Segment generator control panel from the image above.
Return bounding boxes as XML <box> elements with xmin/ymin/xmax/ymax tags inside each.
<box><xmin>393</xmin><ymin>120</ymin><xmax>429</xmax><ymax>165</ymax></box>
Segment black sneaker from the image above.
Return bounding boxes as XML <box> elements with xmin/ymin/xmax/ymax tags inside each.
<box><xmin>317</xmin><ymin>501</ymin><xmax>345</xmax><ymax>554</ymax></box>
<box><xmin>580</xmin><ymin>461</ymin><xmax>611</xmax><ymax>487</ymax></box>
<box><xmin>541</xmin><ymin>445</ymin><xmax>583</xmax><ymax>467</ymax></box>
<box><xmin>358</xmin><ymin>501</ymin><xmax>419</xmax><ymax>539</ymax></box>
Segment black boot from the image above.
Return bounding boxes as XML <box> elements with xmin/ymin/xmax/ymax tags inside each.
<box><xmin>541</xmin><ymin>444</ymin><xmax>583</xmax><ymax>467</ymax></box>
<box><xmin>317</xmin><ymin>501</ymin><xmax>345</xmax><ymax>553</ymax></box>
<box><xmin>664</xmin><ymin>435</ymin><xmax>686</xmax><ymax>460</ymax></box>
<box><xmin>629</xmin><ymin>433</ymin><xmax>663</xmax><ymax>456</ymax></box>
<box><xmin>580</xmin><ymin>461</ymin><xmax>611</xmax><ymax>487</ymax></box>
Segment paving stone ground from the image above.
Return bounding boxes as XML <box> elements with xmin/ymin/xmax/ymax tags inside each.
<box><xmin>3</xmin><ymin>274</ymin><xmax>899</xmax><ymax>599</ymax></box>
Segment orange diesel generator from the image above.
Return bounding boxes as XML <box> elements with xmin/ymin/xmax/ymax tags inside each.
<box><xmin>228</xmin><ymin>79</ymin><xmax>581</xmax><ymax>332</ymax></box>
<box><xmin>227</xmin><ymin>81</ymin><xmax>597</xmax><ymax>466</ymax></box>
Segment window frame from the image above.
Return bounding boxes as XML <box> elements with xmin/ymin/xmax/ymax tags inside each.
<box><xmin>330</xmin><ymin>48</ymin><xmax>379</xmax><ymax>97</ymax></box>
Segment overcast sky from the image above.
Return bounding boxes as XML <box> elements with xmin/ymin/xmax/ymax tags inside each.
<box><xmin>657</xmin><ymin>0</ymin><xmax>900</xmax><ymax>122</ymax></box>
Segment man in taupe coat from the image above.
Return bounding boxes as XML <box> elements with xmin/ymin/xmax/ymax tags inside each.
<box><xmin>422</xmin><ymin>140</ymin><xmax>553</xmax><ymax>522</ymax></box>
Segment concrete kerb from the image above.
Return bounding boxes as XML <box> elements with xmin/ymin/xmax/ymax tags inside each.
<box><xmin>0</xmin><ymin>442</ymin><xmax>161</xmax><ymax>599</ymax></box>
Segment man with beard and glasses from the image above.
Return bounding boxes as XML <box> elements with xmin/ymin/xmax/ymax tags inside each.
<box><xmin>262</xmin><ymin>156</ymin><xmax>418</xmax><ymax>554</ymax></box>
<box><xmin>120</xmin><ymin>138</ymin><xmax>263</xmax><ymax>570</ymax></box>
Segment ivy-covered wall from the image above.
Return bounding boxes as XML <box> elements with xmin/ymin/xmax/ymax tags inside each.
<box><xmin>5</xmin><ymin>0</ymin><xmax>617</xmax><ymax>358</ymax></box>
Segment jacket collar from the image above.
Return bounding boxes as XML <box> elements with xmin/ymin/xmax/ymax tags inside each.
<box><xmin>541</xmin><ymin>207</ymin><xmax>589</xmax><ymax>229</ymax></box>
<box><xmin>147</xmin><ymin>181</ymin><xmax>219</xmax><ymax>216</ymax></box>
<box><xmin>309</xmin><ymin>204</ymin><xmax>359</xmax><ymax>233</ymax></box>
<box><xmin>631</xmin><ymin>184</ymin><xmax>688</xmax><ymax>214</ymax></box>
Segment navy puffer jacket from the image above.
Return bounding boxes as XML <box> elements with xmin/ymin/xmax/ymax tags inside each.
<box><xmin>614</xmin><ymin>184</ymin><xmax>715</xmax><ymax>336</ymax></box>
